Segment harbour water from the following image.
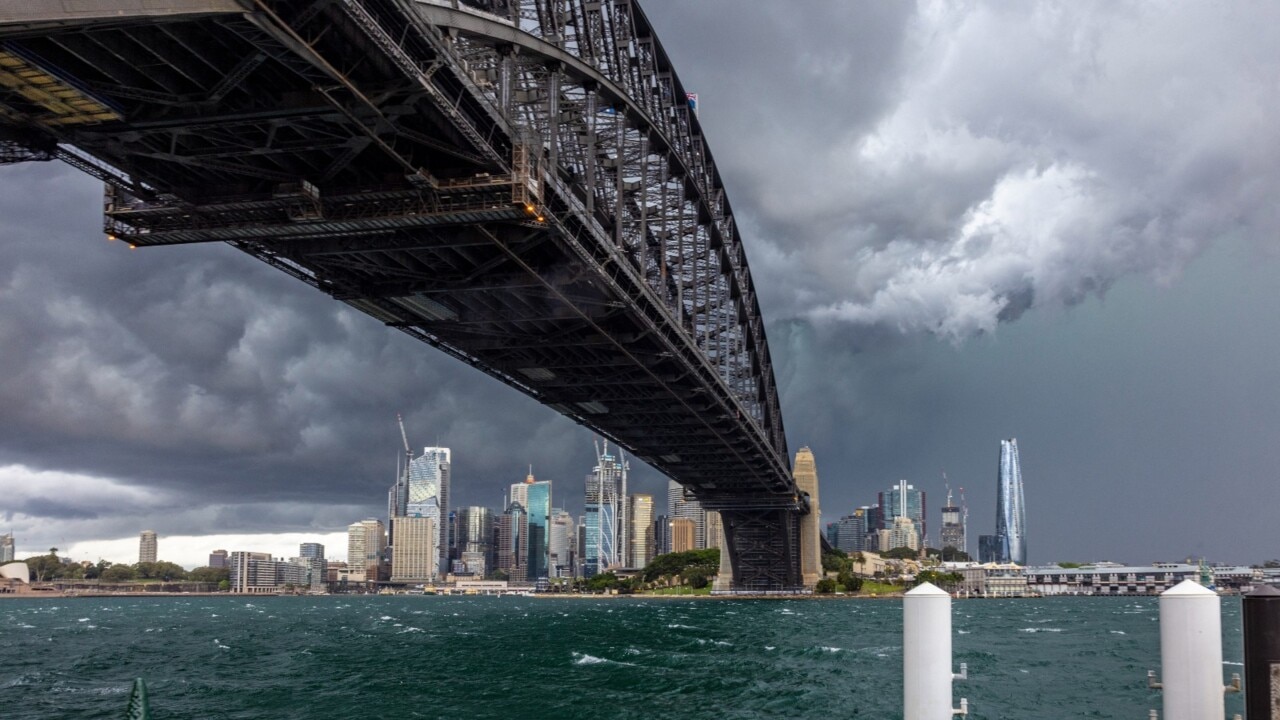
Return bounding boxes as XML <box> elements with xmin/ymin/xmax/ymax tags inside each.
<box><xmin>0</xmin><ymin>595</ymin><xmax>1246</xmax><ymax>719</ymax></box>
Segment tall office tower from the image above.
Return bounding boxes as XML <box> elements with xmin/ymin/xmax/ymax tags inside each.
<box><xmin>457</xmin><ymin>506</ymin><xmax>495</xmax><ymax>569</ymax></box>
<box><xmin>347</xmin><ymin>519</ymin><xmax>386</xmax><ymax>583</ymax></box>
<box><xmin>299</xmin><ymin>543</ymin><xmax>325</xmax><ymax>559</ymax></box>
<box><xmin>576</xmin><ymin>519</ymin><xmax>586</xmax><ymax>575</ymax></box>
<box><xmin>549</xmin><ymin>509</ymin><xmax>575</xmax><ymax>578</ymax></box>
<box><xmin>996</xmin><ymin>438</ymin><xmax>1027</xmax><ymax>565</ymax></box>
<box><xmin>407</xmin><ymin>447</ymin><xmax>451</xmax><ymax>576</ymax></box>
<box><xmin>208</xmin><ymin>549</ymin><xmax>228</xmax><ymax>568</ymax></box>
<box><xmin>497</xmin><ymin>503</ymin><xmax>527</xmax><ymax>581</ymax></box>
<box><xmin>978</xmin><ymin>534</ymin><xmax>1000</xmax><ymax>564</ymax></box>
<box><xmin>391</xmin><ymin>516</ymin><xmax>437</xmax><ymax>582</ymax></box>
<box><xmin>666</xmin><ymin>479</ymin><xmax>706</xmax><ymax>548</ymax></box>
<box><xmin>670</xmin><ymin>517</ymin><xmax>697</xmax><ymax>552</ymax></box>
<box><xmin>653</xmin><ymin>514</ymin><xmax>669</xmax><ymax>556</ymax></box>
<box><xmin>866</xmin><ymin>505</ymin><xmax>884</xmax><ymax>537</ymax></box>
<box><xmin>524</xmin><ymin>476</ymin><xmax>552</xmax><ymax>580</ymax></box>
<box><xmin>0</xmin><ymin>533</ymin><xmax>13</xmax><ymax>563</ymax></box>
<box><xmin>879</xmin><ymin>480</ymin><xmax>927</xmax><ymax>546</ymax></box>
<box><xmin>887</xmin><ymin>515</ymin><xmax>920</xmax><ymax>551</ymax></box>
<box><xmin>940</xmin><ymin>488</ymin><xmax>965</xmax><ymax>554</ymax></box>
<box><xmin>584</xmin><ymin>441</ymin><xmax>627</xmax><ymax>575</ymax></box>
<box><xmin>830</xmin><ymin>508</ymin><xmax>871</xmax><ymax>553</ymax></box>
<box><xmin>139</xmin><ymin>530</ymin><xmax>157</xmax><ymax>564</ymax></box>
<box><xmin>629</xmin><ymin>494</ymin><xmax>654</xmax><ymax>567</ymax></box>
<box><xmin>793</xmin><ymin>447</ymin><xmax>822</xmax><ymax>588</ymax></box>
<box><xmin>704</xmin><ymin>509</ymin><xmax>723</xmax><ymax>551</ymax></box>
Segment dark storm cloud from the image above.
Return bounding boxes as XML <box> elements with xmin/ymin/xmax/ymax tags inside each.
<box><xmin>4</xmin><ymin>1</ymin><xmax>1280</xmax><ymax>564</ymax></box>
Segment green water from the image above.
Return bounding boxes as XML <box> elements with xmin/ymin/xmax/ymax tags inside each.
<box><xmin>0</xmin><ymin>595</ymin><xmax>1246</xmax><ymax>719</ymax></box>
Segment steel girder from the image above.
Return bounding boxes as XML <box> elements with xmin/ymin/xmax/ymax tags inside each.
<box><xmin>0</xmin><ymin>0</ymin><xmax>805</xmax><ymax>585</ymax></box>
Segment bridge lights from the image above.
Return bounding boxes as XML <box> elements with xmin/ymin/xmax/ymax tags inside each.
<box><xmin>128</xmin><ymin>244</ymin><xmax>137</xmax><ymax>250</ymax></box>
<box><xmin>106</xmin><ymin>234</ymin><xmax>116</xmax><ymax>242</ymax></box>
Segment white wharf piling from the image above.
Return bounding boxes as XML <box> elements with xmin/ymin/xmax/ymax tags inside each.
<box><xmin>904</xmin><ymin>582</ymin><xmax>967</xmax><ymax>719</ymax></box>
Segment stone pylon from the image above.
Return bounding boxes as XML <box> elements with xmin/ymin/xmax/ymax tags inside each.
<box><xmin>794</xmin><ymin>447</ymin><xmax>822</xmax><ymax>588</ymax></box>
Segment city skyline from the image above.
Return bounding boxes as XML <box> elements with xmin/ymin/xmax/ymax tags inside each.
<box><xmin>4</xmin><ymin>1</ymin><xmax>1280</xmax><ymax>566</ymax></box>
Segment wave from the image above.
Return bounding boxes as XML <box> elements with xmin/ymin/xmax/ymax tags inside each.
<box><xmin>1019</xmin><ymin>628</ymin><xmax>1063</xmax><ymax>633</ymax></box>
<box><xmin>571</xmin><ymin>652</ymin><xmax>636</xmax><ymax>667</ymax></box>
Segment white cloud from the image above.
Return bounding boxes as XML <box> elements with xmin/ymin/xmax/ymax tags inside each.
<box><xmin>49</xmin><ymin>532</ymin><xmax>350</xmax><ymax>570</ymax></box>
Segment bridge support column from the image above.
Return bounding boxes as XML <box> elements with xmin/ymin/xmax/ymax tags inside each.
<box><xmin>716</xmin><ymin>507</ymin><xmax>802</xmax><ymax>593</ymax></box>
<box><xmin>793</xmin><ymin>446</ymin><xmax>822</xmax><ymax>588</ymax></box>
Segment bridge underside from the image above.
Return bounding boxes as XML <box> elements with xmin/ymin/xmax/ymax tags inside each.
<box><xmin>0</xmin><ymin>0</ymin><xmax>810</xmax><ymax>590</ymax></box>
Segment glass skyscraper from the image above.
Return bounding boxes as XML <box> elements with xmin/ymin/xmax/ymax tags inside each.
<box><xmin>879</xmin><ymin>480</ymin><xmax>926</xmax><ymax>546</ymax></box>
<box><xmin>996</xmin><ymin>438</ymin><xmax>1027</xmax><ymax>565</ymax></box>
<box><xmin>524</xmin><ymin>479</ymin><xmax>551</xmax><ymax>580</ymax></box>
<box><xmin>406</xmin><ymin>447</ymin><xmax>451</xmax><ymax>575</ymax></box>
<box><xmin>584</xmin><ymin>441</ymin><xmax>627</xmax><ymax>576</ymax></box>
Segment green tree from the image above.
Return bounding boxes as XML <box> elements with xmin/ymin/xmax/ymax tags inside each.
<box><xmin>487</xmin><ymin>569</ymin><xmax>510</xmax><ymax>582</ymax></box>
<box><xmin>940</xmin><ymin>546</ymin><xmax>972</xmax><ymax>562</ymax></box>
<box><xmin>1057</xmin><ymin>562</ymin><xmax>1084</xmax><ymax>569</ymax></box>
<box><xmin>821</xmin><ymin>548</ymin><xmax>849</xmax><ymax>573</ymax></box>
<box><xmin>837</xmin><ymin>571</ymin><xmax>862</xmax><ymax>592</ymax></box>
<box><xmin>882</xmin><ymin>547</ymin><xmax>919</xmax><ymax>560</ymax></box>
<box><xmin>218</xmin><ymin>579</ymin><xmax>231</xmax><ymax>592</ymax></box>
<box><xmin>815</xmin><ymin>578</ymin><xmax>837</xmax><ymax>594</ymax></box>
<box><xmin>687</xmin><ymin>572</ymin><xmax>709</xmax><ymax>590</ymax></box>
<box><xmin>188</xmin><ymin>566</ymin><xmax>230</xmax><ymax>584</ymax></box>
<box><xmin>101</xmin><ymin>564</ymin><xmax>138</xmax><ymax>582</ymax></box>
<box><xmin>641</xmin><ymin>549</ymin><xmax>719</xmax><ymax>583</ymax></box>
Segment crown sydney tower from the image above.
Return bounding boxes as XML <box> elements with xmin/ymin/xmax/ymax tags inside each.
<box><xmin>996</xmin><ymin>438</ymin><xmax>1027</xmax><ymax>565</ymax></box>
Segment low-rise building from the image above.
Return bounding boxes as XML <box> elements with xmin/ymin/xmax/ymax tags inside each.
<box><xmin>1024</xmin><ymin>563</ymin><xmax>1200</xmax><ymax>596</ymax></box>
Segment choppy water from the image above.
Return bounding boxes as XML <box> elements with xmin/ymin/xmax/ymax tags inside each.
<box><xmin>0</xmin><ymin>595</ymin><xmax>1246</xmax><ymax>719</ymax></box>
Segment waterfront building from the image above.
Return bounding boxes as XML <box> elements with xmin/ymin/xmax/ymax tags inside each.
<box><xmin>208</xmin><ymin>549</ymin><xmax>228</xmax><ymax>568</ymax></box>
<box><xmin>549</xmin><ymin>509</ymin><xmax>575</xmax><ymax>578</ymax></box>
<box><xmin>0</xmin><ymin>533</ymin><xmax>13</xmax><ymax>563</ymax></box>
<box><xmin>347</xmin><ymin>519</ymin><xmax>386</xmax><ymax>583</ymax></box>
<box><xmin>995</xmin><ymin>438</ymin><xmax>1027</xmax><ymax>565</ymax></box>
<box><xmin>298</xmin><ymin>544</ymin><xmax>327</xmax><ymax>591</ymax></box>
<box><xmin>670</xmin><ymin>518</ymin><xmax>696</xmax><ymax>553</ymax></box>
<box><xmin>231</xmin><ymin>552</ymin><xmax>313</xmax><ymax>593</ymax></box>
<box><xmin>391</xmin><ymin>515</ymin><xmax>437</xmax><ymax>583</ymax></box>
<box><xmin>978</xmin><ymin>535</ymin><xmax>1000</xmax><ymax>564</ymax></box>
<box><xmin>459</xmin><ymin>551</ymin><xmax>486</xmax><ymax>577</ymax></box>
<box><xmin>879</xmin><ymin>481</ymin><xmax>926</xmax><ymax>546</ymax></box>
<box><xmin>940</xmin><ymin>489</ymin><xmax>965</xmax><ymax>554</ymax></box>
<box><xmin>629</xmin><ymin>494</ymin><xmax>654</xmax><ymax>567</ymax></box>
<box><xmin>1023</xmin><ymin>563</ymin><xmax>1204</xmax><ymax>596</ymax></box>
<box><xmin>666</xmin><ymin>479</ymin><xmax>705</xmax><ymax>548</ymax></box>
<box><xmin>524</xmin><ymin>475</ymin><xmax>552</xmax><ymax>580</ymax></box>
<box><xmin>584</xmin><ymin>442</ymin><xmax>627</xmax><ymax>575</ymax></box>
<box><xmin>138</xmin><ymin>530</ymin><xmax>158</xmax><ymax>564</ymax></box>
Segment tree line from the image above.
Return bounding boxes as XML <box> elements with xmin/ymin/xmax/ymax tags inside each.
<box><xmin>23</xmin><ymin>548</ymin><xmax>229</xmax><ymax>585</ymax></box>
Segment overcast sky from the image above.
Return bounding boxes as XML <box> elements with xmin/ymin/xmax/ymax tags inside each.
<box><xmin>3</xmin><ymin>1</ymin><xmax>1279</xmax><ymax>568</ymax></box>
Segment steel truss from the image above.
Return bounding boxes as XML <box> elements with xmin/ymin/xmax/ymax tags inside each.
<box><xmin>0</xmin><ymin>0</ymin><xmax>805</xmax><ymax>589</ymax></box>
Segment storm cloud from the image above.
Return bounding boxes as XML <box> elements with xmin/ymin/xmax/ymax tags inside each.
<box><xmin>3</xmin><ymin>1</ymin><xmax>1280</xmax><ymax>565</ymax></box>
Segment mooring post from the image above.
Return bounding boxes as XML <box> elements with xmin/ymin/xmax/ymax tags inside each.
<box><xmin>904</xmin><ymin>582</ymin><xmax>967</xmax><ymax>719</ymax></box>
<box><xmin>1243</xmin><ymin>584</ymin><xmax>1280</xmax><ymax>719</ymax></box>
<box><xmin>1150</xmin><ymin>579</ymin><xmax>1235</xmax><ymax>720</ymax></box>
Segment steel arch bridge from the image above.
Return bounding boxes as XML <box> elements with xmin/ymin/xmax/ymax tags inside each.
<box><xmin>0</xmin><ymin>0</ymin><xmax>815</xmax><ymax>590</ymax></box>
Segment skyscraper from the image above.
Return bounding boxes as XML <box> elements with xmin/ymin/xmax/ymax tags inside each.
<box><xmin>940</xmin><ymin>488</ymin><xmax>965</xmax><ymax>554</ymax></box>
<box><xmin>391</xmin><ymin>516</ymin><xmax>437</xmax><ymax>582</ymax></box>
<box><xmin>208</xmin><ymin>549</ymin><xmax>228</xmax><ymax>568</ymax></box>
<box><xmin>1</xmin><ymin>533</ymin><xmax>14</xmax><ymax>563</ymax></box>
<box><xmin>629</xmin><ymin>494</ymin><xmax>654</xmax><ymax>567</ymax></box>
<box><xmin>549</xmin><ymin>509</ymin><xmax>575</xmax><ymax>577</ymax></box>
<box><xmin>347</xmin><ymin>519</ymin><xmax>386</xmax><ymax>583</ymax></box>
<box><xmin>139</xmin><ymin>530</ymin><xmax>157</xmax><ymax>564</ymax></box>
<box><xmin>407</xmin><ymin>447</ymin><xmax>451</xmax><ymax>576</ymax></box>
<box><xmin>299</xmin><ymin>543</ymin><xmax>325</xmax><ymax>559</ymax></box>
<box><xmin>879</xmin><ymin>480</ymin><xmax>926</xmax><ymax>546</ymax></box>
<box><xmin>996</xmin><ymin>438</ymin><xmax>1027</xmax><ymax>565</ymax></box>
<box><xmin>670</xmin><ymin>518</ymin><xmax>696</xmax><ymax>552</ymax></box>
<box><xmin>584</xmin><ymin>441</ymin><xmax>627</xmax><ymax>576</ymax></box>
<box><xmin>829</xmin><ymin>508</ymin><xmax>871</xmax><ymax>553</ymax></box>
<box><xmin>457</xmin><ymin>506</ymin><xmax>495</xmax><ymax>572</ymax></box>
<box><xmin>524</xmin><ymin>475</ymin><xmax>552</xmax><ymax>580</ymax></box>
<box><xmin>666</xmin><ymin>479</ymin><xmax>705</xmax><ymax>548</ymax></box>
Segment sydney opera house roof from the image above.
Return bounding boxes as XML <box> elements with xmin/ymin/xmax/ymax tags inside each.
<box><xmin>0</xmin><ymin>562</ymin><xmax>30</xmax><ymax>583</ymax></box>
